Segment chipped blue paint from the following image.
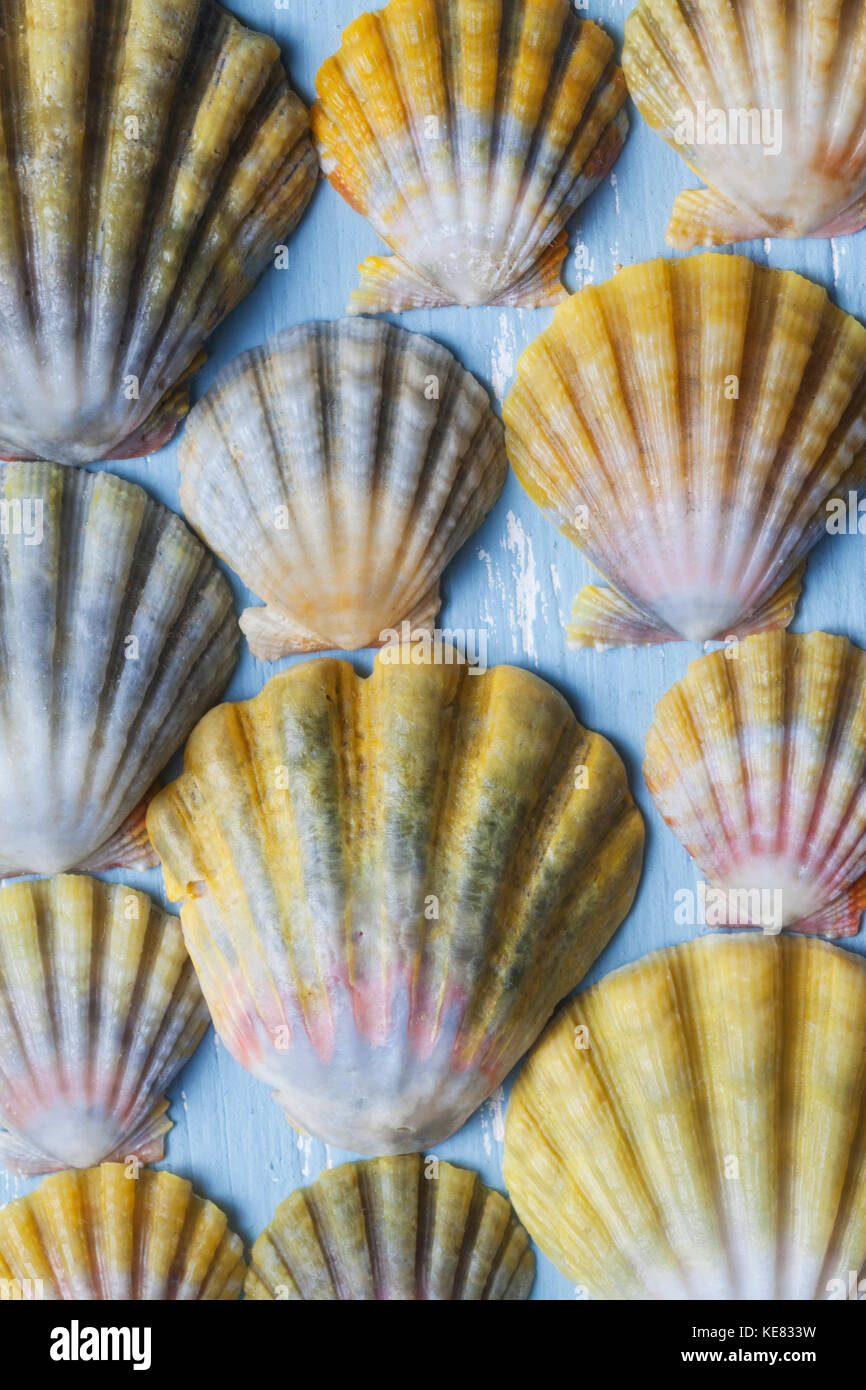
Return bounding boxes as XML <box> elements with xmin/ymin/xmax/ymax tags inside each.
<box><xmin>3</xmin><ymin>0</ymin><xmax>866</xmax><ymax>1302</ymax></box>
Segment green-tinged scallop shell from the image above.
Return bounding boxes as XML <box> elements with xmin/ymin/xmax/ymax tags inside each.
<box><xmin>246</xmin><ymin>1154</ymin><xmax>534</xmax><ymax>1300</ymax></box>
<box><xmin>0</xmin><ymin>462</ymin><xmax>238</xmax><ymax>876</ymax></box>
<box><xmin>504</xmin><ymin>933</ymin><xmax>866</xmax><ymax>1300</ymax></box>
<box><xmin>0</xmin><ymin>1164</ymin><xmax>245</xmax><ymax>1299</ymax></box>
<box><xmin>0</xmin><ymin>875</ymin><xmax>208</xmax><ymax>1176</ymax></box>
<box><xmin>0</xmin><ymin>0</ymin><xmax>317</xmax><ymax>464</ymax></box>
<box><xmin>146</xmin><ymin>646</ymin><xmax>644</xmax><ymax>1154</ymax></box>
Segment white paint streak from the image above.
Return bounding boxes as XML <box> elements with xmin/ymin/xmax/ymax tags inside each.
<box><xmin>476</xmin><ymin>547</ymin><xmax>496</xmax><ymax>629</ymax></box>
<box><xmin>610</xmin><ymin>171</ymin><xmax>620</xmax><ymax>216</ymax></box>
<box><xmin>479</xmin><ymin>1086</ymin><xmax>506</xmax><ymax>1158</ymax></box>
<box><xmin>550</xmin><ymin>562</ymin><xmax>562</xmax><ymax>596</ymax></box>
<box><xmin>502</xmin><ymin>511</ymin><xmax>541</xmax><ymax>662</ymax></box>
<box><xmin>297</xmin><ymin>1132</ymin><xmax>313</xmax><ymax>1177</ymax></box>
<box><xmin>831</xmin><ymin>238</ymin><xmax>843</xmax><ymax>287</ymax></box>
<box><xmin>490</xmin><ymin>311</ymin><xmax>517</xmax><ymax>401</ymax></box>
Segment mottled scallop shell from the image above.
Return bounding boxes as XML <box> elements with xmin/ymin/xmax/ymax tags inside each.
<box><xmin>0</xmin><ymin>1164</ymin><xmax>245</xmax><ymax>1299</ymax></box>
<box><xmin>504</xmin><ymin>933</ymin><xmax>866</xmax><ymax>1300</ymax></box>
<box><xmin>0</xmin><ymin>0</ymin><xmax>317</xmax><ymax>465</ymax></box>
<box><xmin>0</xmin><ymin>462</ymin><xmax>238</xmax><ymax>876</ymax></box>
<box><xmin>0</xmin><ymin>875</ymin><xmax>208</xmax><ymax>1176</ymax></box>
<box><xmin>146</xmin><ymin>647</ymin><xmax>644</xmax><ymax>1154</ymax></box>
<box><xmin>246</xmin><ymin>1154</ymin><xmax>534</xmax><ymax>1300</ymax></box>
<box><xmin>624</xmin><ymin>0</ymin><xmax>866</xmax><ymax>248</ymax></box>
<box><xmin>178</xmin><ymin>319</ymin><xmax>506</xmax><ymax>659</ymax></box>
<box><xmin>644</xmin><ymin>631</ymin><xmax>866</xmax><ymax>939</ymax></box>
<box><xmin>312</xmin><ymin>0</ymin><xmax>627</xmax><ymax>313</ymax></box>
<box><xmin>503</xmin><ymin>253</ymin><xmax>866</xmax><ymax>649</ymax></box>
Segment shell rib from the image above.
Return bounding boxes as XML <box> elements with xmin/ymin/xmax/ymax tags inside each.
<box><xmin>146</xmin><ymin>647</ymin><xmax>645</xmax><ymax>1154</ymax></box>
<box><xmin>503</xmin><ymin>253</ymin><xmax>866</xmax><ymax>649</ymax></box>
<box><xmin>624</xmin><ymin>0</ymin><xmax>866</xmax><ymax>248</ymax></box>
<box><xmin>178</xmin><ymin>319</ymin><xmax>507</xmax><ymax>659</ymax></box>
<box><xmin>0</xmin><ymin>461</ymin><xmax>238</xmax><ymax>876</ymax></box>
<box><xmin>504</xmin><ymin>933</ymin><xmax>866</xmax><ymax>1300</ymax></box>
<box><xmin>644</xmin><ymin>631</ymin><xmax>866</xmax><ymax>939</ymax></box>
<box><xmin>312</xmin><ymin>0</ymin><xmax>628</xmax><ymax>313</ymax></box>
<box><xmin>0</xmin><ymin>0</ymin><xmax>317</xmax><ymax>465</ymax></box>
<box><xmin>246</xmin><ymin>1154</ymin><xmax>534</xmax><ymax>1300</ymax></box>
<box><xmin>0</xmin><ymin>1164</ymin><xmax>245</xmax><ymax>1299</ymax></box>
<box><xmin>0</xmin><ymin>875</ymin><xmax>208</xmax><ymax>1176</ymax></box>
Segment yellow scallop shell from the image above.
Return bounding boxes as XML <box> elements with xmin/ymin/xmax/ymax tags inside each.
<box><xmin>0</xmin><ymin>1165</ymin><xmax>245</xmax><ymax>1299</ymax></box>
<box><xmin>504</xmin><ymin>933</ymin><xmax>866</xmax><ymax>1299</ymax></box>
<box><xmin>246</xmin><ymin>1154</ymin><xmax>534</xmax><ymax>1300</ymax></box>
<box><xmin>504</xmin><ymin>253</ymin><xmax>866</xmax><ymax>648</ymax></box>
<box><xmin>313</xmin><ymin>0</ymin><xmax>627</xmax><ymax>312</ymax></box>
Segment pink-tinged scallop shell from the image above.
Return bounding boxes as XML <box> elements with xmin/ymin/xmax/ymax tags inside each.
<box><xmin>645</xmin><ymin>631</ymin><xmax>866</xmax><ymax>938</ymax></box>
<box><xmin>0</xmin><ymin>875</ymin><xmax>208</xmax><ymax>1175</ymax></box>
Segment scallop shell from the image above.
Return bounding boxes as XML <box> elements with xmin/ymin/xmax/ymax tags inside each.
<box><xmin>146</xmin><ymin>647</ymin><xmax>644</xmax><ymax>1154</ymax></box>
<box><xmin>178</xmin><ymin>319</ymin><xmax>507</xmax><ymax>659</ymax></box>
<box><xmin>0</xmin><ymin>0</ymin><xmax>317</xmax><ymax>466</ymax></box>
<box><xmin>0</xmin><ymin>1164</ymin><xmax>245</xmax><ymax>1299</ymax></box>
<box><xmin>504</xmin><ymin>933</ymin><xmax>866</xmax><ymax>1300</ymax></box>
<box><xmin>246</xmin><ymin>1153</ymin><xmax>534</xmax><ymax>1300</ymax></box>
<box><xmin>312</xmin><ymin>0</ymin><xmax>628</xmax><ymax>313</ymax></box>
<box><xmin>503</xmin><ymin>253</ymin><xmax>866</xmax><ymax>649</ymax></box>
<box><xmin>644</xmin><ymin>631</ymin><xmax>866</xmax><ymax>939</ymax></box>
<box><xmin>624</xmin><ymin>0</ymin><xmax>866</xmax><ymax>248</ymax></box>
<box><xmin>0</xmin><ymin>461</ymin><xmax>238</xmax><ymax>876</ymax></box>
<box><xmin>0</xmin><ymin>875</ymin><xmax>208</xmax><ymax>1176</ymax></box>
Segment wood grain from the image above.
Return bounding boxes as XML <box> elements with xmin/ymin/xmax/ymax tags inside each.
<box><xmin>3</xmin><ymin>0</ymin><xmax>865</xmax><ymax>1302</ymax></box>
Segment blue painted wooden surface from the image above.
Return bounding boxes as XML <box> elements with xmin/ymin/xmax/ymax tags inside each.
<box><xmin>3</xmin><ymin>0</ymin><xmax>866</xmax><ymax>1301</ymax></box>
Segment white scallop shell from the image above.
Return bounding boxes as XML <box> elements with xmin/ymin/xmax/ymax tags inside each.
<box><xmin>178</xmin><ymin>319</ymin><xmax>507</xmax><ymax>658</ymax></box>
<box><xmin>0</xmin><ymin>461</ymin><xmax>238</xmax><ymax>875</ymax></box>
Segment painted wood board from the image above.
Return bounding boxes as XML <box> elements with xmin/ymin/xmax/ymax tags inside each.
<box><xmin>3</xmin><ymin>0</ymin><xmax>866</xmax><ymax>1301</ymax></box>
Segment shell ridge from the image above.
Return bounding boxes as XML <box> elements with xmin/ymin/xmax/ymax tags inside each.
<box><xmin>121</xmin><ymin>10</ymin><xmax>277</xmax><ymax>382</ymax></box>
<box><xmin>794</xmin><ymin>641</ymin><xmax>866</xmax><ymax>898</ymax></box>
<box><xmin>511</xmin><ymin>994</ymin><xmax>680</xmax><ymax>1296</ymax></box>
<box><xmin>85</xmin><ymin>0</ymin><xmax>204</xmax><ymax>409</ymax></box>
<box><xmin>456</xmin><ymin>716</ymin><xmax>592</xmax><ymax>1066</ymax></box>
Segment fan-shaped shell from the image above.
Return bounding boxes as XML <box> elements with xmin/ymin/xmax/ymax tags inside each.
<box><xmin>312</xmin><ymin>0</ymin><xmax>628</xmax><ymax>313</ymax></box>
<box><xmin>624</xmin><ymin>0</ymin><xmax>866</xmax><ymax>248</ymax></box>
<box><xmin>503</xmin><ymin>253</ymin><xmax>866</xmax><ymax>649</ymax></box>
<box><xmin>0</xmin><ymin>875</ymin><xmax>208</xmax><ymax>1176</ymax></box>
<box><xmin>0</xmin><ymin>0</ymin><xmax>317</xmax><ymax>465</ymax></box>
<box><xmin>0</xmin><ymin>461</ymin><xmax>238</xmax><ymax>876</ymax></box>
<box><xmin>178</xmin><ymin>319</ymin><xmax>507</xmax><ymax>659</ymax></box>
<box><xmin>0</xmin><ymin>1164</ymin><xmax>245</xmax><ymax>1299</ymax></box>
<box><xmin>246</xmin><ymin>1153</ymin><xmax>534</xmax><ymax>1300</ymax></box>
<box><xmin>146</xmin><ymin>647</ymin><xmax>644</xmax><ymax>1154</ymax></box>
<box><xmin>644</xmin><ymin>631</ymin><xmax>866</xmax><ymax>939</ymax></box>
<box><xmin>504</xmin><ymin>933</ymin><xmax>866</xmax><ymax>1300</ymax></box>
